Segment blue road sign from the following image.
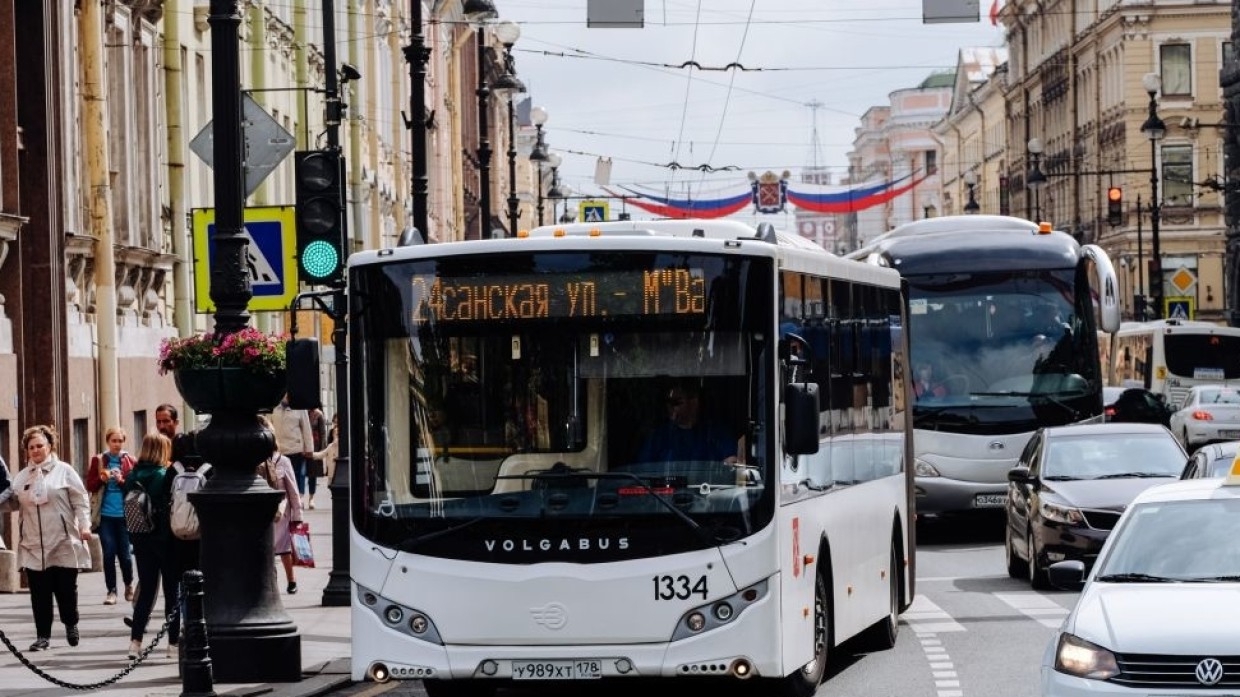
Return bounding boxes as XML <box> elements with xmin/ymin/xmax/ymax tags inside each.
<box><xmin>192</xmin><ymin>206</ymin><xmax>298</xmax><ymax>312</ymax></box>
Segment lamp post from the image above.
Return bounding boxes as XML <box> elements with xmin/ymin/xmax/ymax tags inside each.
<box><xmin>529</xmin><ymin>106</ymin><xmax>549</xmax><ymax>225</ymax></box>
<box><xmin>1026</xmin><ymin>138</ymin><xmax>1047</xmax><ymax>222</ymax></box>
<box><xmin>193</xmin><ymin>0</ymin><xmax>300</xmax><ymax>681</ymax></box>
<box><xmin>558</xmin><ymin>185</ymin><xmax>575</xmax><ymax>224</ymax></box>
<box><xmin>491</xmin><ymin>21</ymin><xmax>524</xmax><ymax>237</ymax></box>
<box><xmin>546</xmin><ymin>151</ymin><xmax>564</xmax><ymax>225</ymax></box>
<box><xmin>1141</xmin><ymin>72</ymin><xmax>1167</xmax><ymax>319</ymax></box>
<box><xmin>963</xmin><ymin>170</ymin><xmax>980</xmax><ymax>214</ymax></box>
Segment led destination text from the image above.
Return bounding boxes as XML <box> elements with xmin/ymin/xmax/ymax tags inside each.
<box><xmin>410</xmin><ymin>269</ymin><xmax>706</xmax><ymax>322</ymax></box>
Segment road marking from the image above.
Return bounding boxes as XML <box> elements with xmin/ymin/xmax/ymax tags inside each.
<box><xmin>917</xmin><ymin>631</ymin><xmax>964</xmax><ymax>697</ymax></box>
<box><xmin>994</xmin><ymin>591</ymin><xmax>1070</xmax><ymax>628</ymax></box>
<box><xmin>905</xmin><ymin>595</ymin><xmax>966</xmax><ymax>633</ymax></box>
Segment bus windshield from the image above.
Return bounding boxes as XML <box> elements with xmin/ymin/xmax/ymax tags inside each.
<box><xmin>1163</xmin><ymin>333</ymin><xmax>1240</xmax><ymax>379</ymax></box>
<box><xmin>906</xmin><ymin>267</ymin><xmax>1099</xmax><ymax>434</ymax></box>
<box><xmin>349</xmin><ymin>250</ymin><xmax>775</xmax><ymax>562</ymax></box>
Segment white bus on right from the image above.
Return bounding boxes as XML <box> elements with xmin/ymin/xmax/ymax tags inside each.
<box><xmin>1106</xmin><ymin>319</ymin><xmax>1240</xmax><ymax>408</ymax></box>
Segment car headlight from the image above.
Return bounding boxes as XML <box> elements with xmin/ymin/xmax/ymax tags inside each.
<box><xmin>1054</xmin><ymin>633</ymin><xmax>1119</xmax><ymax>680</ymax></box>
<box><xmin>1039</xmin><ymin>499</ymin><xmax>1083</xmax><ymax>524</ymax></box>
<box><xmin>914</xmin><ymin>458</ymin><xmax>941</xmax><ymax>477</ymax></box>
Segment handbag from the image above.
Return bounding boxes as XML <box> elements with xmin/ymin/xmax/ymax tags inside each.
<box><xmin>290</xmin><ymin>521</ymin><xmax>315</xmax><ymax>568</ymax></box>
<box><xmin>89</xmin><ymin>488</ymin><xmax>103</xmax><ymax>532</ymax></box>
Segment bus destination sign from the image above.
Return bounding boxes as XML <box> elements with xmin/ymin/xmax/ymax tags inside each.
<box><xmin>410</xmin><ymin>269</ymin><xmax>706</xmax><ymax>323</ymax></box>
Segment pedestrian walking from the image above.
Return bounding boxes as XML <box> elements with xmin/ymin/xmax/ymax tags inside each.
<box><xmin>123</xmin><ymin>432</ymin><xmax>180</xmax><ymax>660</ymax></box>
<box><xmin>155</xmin><ymin>403</ymin><xmax>195</xmax><ymax>467</ymax></box>
<box><xmin>85</xmin><ymin>427</ymin><xmax>136</xmax><ymax>606</ymax></box>
<box><xmin>306</xmin><ymin>408</ymin><xmax>327</xmax><ymax>509</ymax></box>
<box><xmin>271</xmin><ymin>395</ymin><xmax>313</xmax><ymax>506</ymax></box>
<box><xmin>3</xmin><ymin>425</ymin><xmax>93</xmax><ymax>651</ymax></box>
<box><xmin>259</xmin><ymin>415</ymin><xmax>304</xmax><ymax>594</ymax></box>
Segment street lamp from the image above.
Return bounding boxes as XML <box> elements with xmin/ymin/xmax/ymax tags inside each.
<box><xmin>963</xmin><ymin>170</ymin><xmax>980</xmax><ymax>214</ymax></box>
<box><xmin>474</xmin><ymin>22</ymin><xmax>493</xmax><ymax>240</ymax></box>
<box><xmin>558</xmin><ymin>184</ymin><xmax>575</xmax><ymax>224</ymax></box>
<box><xmin>492</xmin><ymin>20</ymin><xmax>524</xmax><ymax>238</ymax></box>
<box><xmin>529</xmin><ymin>106</ymin><xmax>549</xmax><ymax>225</ymax></box>
<box><xmin>1141</xmin><ymin>71</ymin><xmax>1167</xmax><ymax>319</ymax></box>
<box><xmin>1026</xmin><ymin>137</ymin><xmax>1047</xmax><ymax>222</ymax></box>
<box><xmin>546</xmin><ymin>151</ymin><xmax>565</xmax><ymax>202</ymax></box>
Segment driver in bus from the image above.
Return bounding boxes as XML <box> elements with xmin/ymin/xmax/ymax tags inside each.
<box><xmin>636</xmin><ymin>380</ymin><xmax>739</xmax><ymax>465</ymax></box>
<box><xmin>913</xmin><ymin>360</ymin><xmax>949</xmax><ymax>400</ymax></box>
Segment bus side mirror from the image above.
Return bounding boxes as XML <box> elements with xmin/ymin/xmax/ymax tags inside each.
<box><xmin>784</xmin><ymin>382</ymin><xmax>820</xmax><ymax>455</ymax></box>
<box><xmin>286</xmin><ymin>338</ymin><xmax>322</xmax><ymax>410</ymax></box>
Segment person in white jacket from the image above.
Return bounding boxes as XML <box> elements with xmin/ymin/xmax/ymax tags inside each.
<box><xmin>3</xmin><ymin>425</ymin><xmax>93</xmax><ymax>651</ymax></box>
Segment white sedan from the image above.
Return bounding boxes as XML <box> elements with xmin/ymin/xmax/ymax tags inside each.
<box><xmin>1040</xmin><ymin>471</ymin><xmax>1240</xmax><ymax>695</ymax></box>
<box><xmin>1167</xmin><ymin>384</ymin><xmax>1240</xmax><ymax>451</ymax></box>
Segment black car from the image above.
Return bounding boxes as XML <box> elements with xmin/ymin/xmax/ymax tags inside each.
<box><xmin>1104</xmin><ymin>387</ymin><xmax>1174</xmax><ymax>426</ymax></box>
<box><xmin>1005</xmin><ymin>423</ymin><xmax>1186</xmax><ymax>588</ymax></box>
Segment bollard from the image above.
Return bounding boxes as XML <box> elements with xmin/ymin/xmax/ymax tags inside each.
<box><xmin>180</xmin><ymin>570</ymin><xmax>216</xmax><ymax>697</ymax></box>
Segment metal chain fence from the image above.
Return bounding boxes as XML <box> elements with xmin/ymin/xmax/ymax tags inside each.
<box><xmin>0</xmin><ymin>591</ymin><xmax>182</xmax><ymax>691</ymax></box>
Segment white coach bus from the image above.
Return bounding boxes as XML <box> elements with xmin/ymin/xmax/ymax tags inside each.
<box><xmin>329</xmin><ymin>218</ymin><xmax>915</xmax><ymax>697</ymax></box>
<box><xmin>1107</xmin><ymin>318</ymin><xmax>1240</xmax><ymax>406</ymax></box>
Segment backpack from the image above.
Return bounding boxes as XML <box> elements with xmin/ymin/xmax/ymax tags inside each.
<box><xmin>123</xmin><ymin>481</ymin><xmax>154</xmax><ymax>534</ymax></box>
<box><xmin>170</xmin><ymin>462</ymin><xmax>212</xmax><ymax>540</ymax></box>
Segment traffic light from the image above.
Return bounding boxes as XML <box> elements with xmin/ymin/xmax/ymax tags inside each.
<box><xmin>1106</xmin><ymin>186</ymin><xmax>1123</xmax><ymax>227</ymax></box>
<box><xmin>294</xmin><ymin>149</ymin><xmax>346</xmax><ymax>284</ymax></box>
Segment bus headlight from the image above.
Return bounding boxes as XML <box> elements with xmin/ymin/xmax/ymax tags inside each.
<box><xmin>686</xmin><ymin>612</ymin><xmax>706</xmax><ymax>632</ymax></box>
<box><xmin>914</xmin><ymin>458</ymin><xmax>941</xmax><ymax>477</ymax></box>
<box><xmin>356</xmin><ymin>584</ymin><xmax>444</xmax><ymax>645</ymax></box>
<box><xmin>713</xmin><ymin>602</ymin><xmax>734</xmax><ymax>621</ymax></box>
<box><xmin>409</xmin><ymin>614</ymin><xmax>429</xmax><ymax>634</ymax></box>
<box><xmin>384</xmin><ymin>606</ymin><xmax>404</xmax><ymax>624</ymax></box>
<box><xmin>1054</xmin><ymin>634</ymin><xmax>1119</xmax><ymax>680</ymax></box>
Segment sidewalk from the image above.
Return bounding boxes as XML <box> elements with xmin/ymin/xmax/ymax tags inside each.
<box><xmin>0</xmin><ymin>494</ymin><xmax>354</xmax><ymax>696</ymax></box>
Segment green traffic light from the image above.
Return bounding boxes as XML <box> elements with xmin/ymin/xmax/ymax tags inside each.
<box><xmin>301</xmin><ymin>239</ymin><xmax>341</xmax><ymax>279</ymax></box>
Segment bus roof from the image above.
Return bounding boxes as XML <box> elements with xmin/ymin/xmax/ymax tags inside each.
<box><xmin>349</xmin><ymin>218</ymin><xmax>901</xmax><ymax>289</ymax></box>
<box><xmin>847</xmin><ymin>214</ymin><xmax>1081</xmax><ymax>275</ymax></box>
<box><xmin>1116</xmin><ymin>319</ymin><xmax>1233</xmax><ymax>334</ymax></box>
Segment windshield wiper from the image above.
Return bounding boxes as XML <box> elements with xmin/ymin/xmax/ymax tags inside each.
<box><xmin>496</xmin><ymin>470</ymin><xmax>726</xmax><ymax>546</ymax></box>
<box><xmin>1092</xmin><ymin>472</ymin><xmax>1175</xmax><ymax>479</ymax></box>
<box><xmin>1043</xmin><ymin>475</ymin><xmax>1084</xmax><ymax>481</ymax></box>
<box><xmin>1095</xmin><ymin>572</ymin><xmax>1180</xmax><ymax>583</ymax></box>
<box><xmin>1183</xmin><ymin>575</ymin><xmax>1240</xmax><ymax>582</ymax></box>
<box><xmin>398</xmin><ymin>516</ymin><xmax>487</xmax><ymax>552</ymax></box>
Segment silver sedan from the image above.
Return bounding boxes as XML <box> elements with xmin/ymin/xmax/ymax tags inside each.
<box><xmin>1168</xmin><ymin>384</ymin><xmax>1240</xmax><ymax>451</ymax></box>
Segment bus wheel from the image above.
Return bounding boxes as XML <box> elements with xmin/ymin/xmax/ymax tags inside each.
<box><xmin>779</xmin><ymin>569</ymin><xmax>830</xmax><ymax>697</ymax></box>
<box><xmin>872</xmin><ymin>542</ymin><xmax>901</xmax><ymax>650</ymax></box>
<box><xmin>421</xmin><ymin>680</ymin><xmax>495</xmax><ymax>697</ymax></box>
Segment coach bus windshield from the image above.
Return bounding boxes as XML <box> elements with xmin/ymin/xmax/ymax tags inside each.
<box><xmin>349</xmin><ymin>250</ymin><xmax>775</xmax><ymax>562</ymax></box>
<box><xmin>906</xmin><ymin>268</ymin><xmax>1100</xmax><ymax>434</ymax></box>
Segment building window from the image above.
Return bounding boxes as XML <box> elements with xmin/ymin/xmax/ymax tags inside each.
<box><xmin>1161</xmin><ymin>144</ymin><xmax>1194</xmax><ymax>207</ymax></box>
<box><xmin>1225</xmin><ymin>41</ymin><xmax>1235</xmax><ymax>68</ymax></box>
<box><xmin>72</xmin><ymin>418</ymin><xmax>90</xmax><ymax>475</ymax></box>
<box><xmin>925</xmin><ymin>150</ymin><xmax>937</xmax><ymax>175</ymax></box>
<box><xmin>1160</xmin><ymin>44</ymin><xmax>1192</xmax><ymax>97</ymax></box>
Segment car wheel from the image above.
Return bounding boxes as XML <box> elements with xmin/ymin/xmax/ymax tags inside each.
<box><xmin>1027</xmin><ymin>528</ymin><xmax>1049</xmax><ymax>590</ymax></box>
<box><xmin>1005</xmin><ymin>525</ymin><xmax>1027</xmax><ymax>579</ymax></box>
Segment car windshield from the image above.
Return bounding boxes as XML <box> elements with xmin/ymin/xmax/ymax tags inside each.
<box><xmin>1043</xmin><ymin>434</ymin><xmax>1184</xmax><ymax>479</ymax></box>
<box><xmin>1096</xmin><ymin>497</ymin><xmax>1240</xmax><ymax>581</ymax></box>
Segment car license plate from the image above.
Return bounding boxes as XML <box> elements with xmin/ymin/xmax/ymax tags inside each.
<box><xmin>1222</xmin><ymin>430</ymin><xmax>1240</xmax><ymax>439</ymax></box>
<box><xmin>974</xmin><ymin>493</ymin><xmax>1006</xmax><ymax>508</ymax></box>
<box><xmin>511</xmin><ymin>659</ymin><xmax>603</xmax><ymax>680</ymax></box>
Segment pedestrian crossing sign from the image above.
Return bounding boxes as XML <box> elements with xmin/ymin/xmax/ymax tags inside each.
<box><xmin>191</xmin><ymin>206</ymin><xmax>299</xmax><ymax>313</ymax></box>
<box><xmin>579</xmin><ymin>200</ymin><xmax>609</xmax><ymax>223</ymax></box>
<box><xmin>1164</xmin><ymin>296</ymin><xmax>1194</xmax><ymax>321</ymax></box>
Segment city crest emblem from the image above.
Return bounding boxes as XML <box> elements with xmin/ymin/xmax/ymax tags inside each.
<box><xmin>749</xmin><ymin>170</ymin><xmax>789</xmax><ymax>214</ymax></box>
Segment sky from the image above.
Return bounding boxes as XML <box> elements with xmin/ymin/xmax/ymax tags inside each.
<box><xmin>498</xmin><ymin>0</ymin><xmax>1004</xmax><ymax>204</ymax></box>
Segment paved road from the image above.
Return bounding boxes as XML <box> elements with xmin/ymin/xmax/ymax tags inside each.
<box><xmin>0</xmin><ymin>492</ymin><xmax>351</xmax><ymax>696</ymax></box>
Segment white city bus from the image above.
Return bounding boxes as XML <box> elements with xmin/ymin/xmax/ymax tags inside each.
<box><xmin>1106</xmin><ymin>319</ymin><xmax>1240</xmax><ymax>406</ymax></box>
<box><xmin>335</xmin><ymin>218</ymin><xmax>915</xmax><ymax>697</ymax></box>
<box><xmin>848</xmin><ymin>216</ymin><xmax>1120</xmax><ymax>518</ymax></box>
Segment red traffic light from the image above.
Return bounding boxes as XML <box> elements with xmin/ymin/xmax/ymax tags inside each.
<box><xmin>1107</xmin><ymin>187</ymin><xmax>1122</xmax><ymax>202</ymax></box>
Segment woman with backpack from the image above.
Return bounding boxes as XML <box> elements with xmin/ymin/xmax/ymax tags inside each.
<box><xmin>86</xmin><ymin>427</ymin><xmax>136</xmax><ymax>606</ymax></box>
<box><xmin>123</xmin><ymin>432</ymin><xmax>180</xmax><ymax>660</ymax></box>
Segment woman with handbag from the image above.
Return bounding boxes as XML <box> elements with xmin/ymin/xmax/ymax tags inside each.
<box><xmin>85</xmin><ymin>427</ymin><xmax>136</xmax><ymax>606</ymax></box>
<box><xmin>259</xmin><ymin>416</ymin><xmax>304</xmax><ymax>594</ymax></box>
<box><xmin>124</xmin><ymin>432</ymin><xmax>180</xmax><ymax>660</ymax></box>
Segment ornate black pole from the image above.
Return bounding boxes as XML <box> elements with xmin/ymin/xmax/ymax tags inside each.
<box><xmin>403</xmin><ymin>0</ymin><xmax>430</xmax><ymax>237</ymax></box>
<box><xmin>506</xmin><ymin>95</ymin><xmax>519</xmax><ymax>237</ymax></box>
<box><xmin>195</xmin><ymin>0</ymin><xmax>300</xmax><ymax>682</ymax></box>
<box><xmin>321</xmin><ymin>297</ymin><xmax>351</xmax><ymax>606</ymax></box>
<box><xmin>477</xmin><ymin>30</ymin><xmax>493</xmax><ymax>238</ymax></box>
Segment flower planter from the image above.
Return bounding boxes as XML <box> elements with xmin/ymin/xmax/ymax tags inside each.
<box><xmin>174</xmin><ymin>367</ymin><xmax>286</xmax><ymax>414</ymax></box>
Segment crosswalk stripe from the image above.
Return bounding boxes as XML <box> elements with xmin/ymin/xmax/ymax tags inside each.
<box><xmin>993</xmin><ymin>592</ymin><xmax>1070</xmax><ymax>628</ymax></box>
<box><xmin>904</xmin><ymin>595</ymin><xmax>966</xmax><ymax>633</ymax></box>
